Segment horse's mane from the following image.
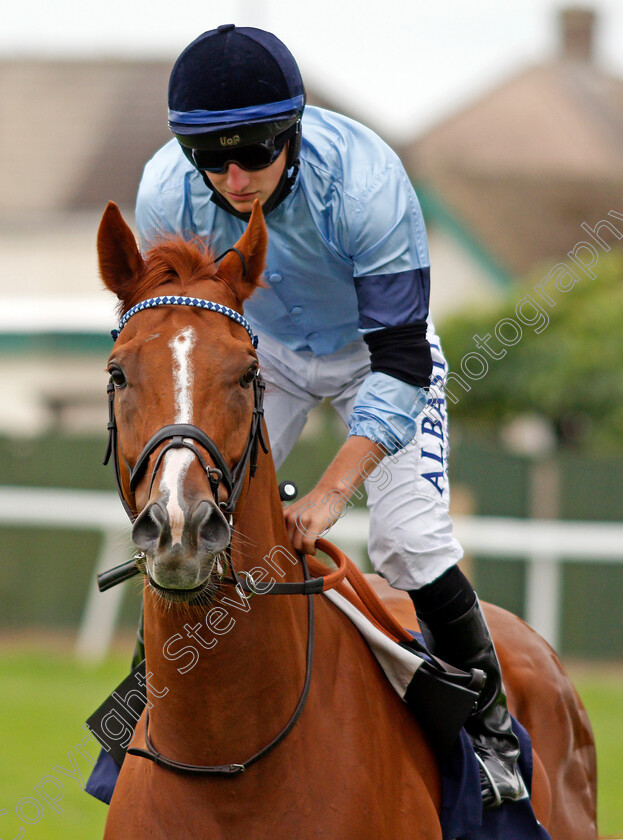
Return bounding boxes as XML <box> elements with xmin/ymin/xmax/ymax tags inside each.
<box><xmin>122</xmin><ymin>235</ymin><xmax>219</xmax><ymax>314</ymax></box>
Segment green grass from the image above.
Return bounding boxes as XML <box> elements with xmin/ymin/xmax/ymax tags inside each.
<box><xmin>0</xmin><ymin>644</ymin><xmax>127</xmax><ymax>840</ymax></box>
<box><xmin>0</xmin><ymin>645</ymin><xmax>620</xmax><ymax>838</ymax></box>
<box><xmin>570</xmin><ymin>665</ymin><xmax>623</xmax><ymax>838</ymax></box>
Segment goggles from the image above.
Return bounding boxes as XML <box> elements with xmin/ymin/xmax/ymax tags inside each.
<box><xmin>190</xmin><ymin>131</ymin><xmax>289</xmax><ymax>174</ymax></box>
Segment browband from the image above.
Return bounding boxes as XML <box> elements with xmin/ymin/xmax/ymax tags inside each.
<box><xmin>112</xmin><ymin>295</ymin><xmax>257</xmax><ymax>346</ymax></box>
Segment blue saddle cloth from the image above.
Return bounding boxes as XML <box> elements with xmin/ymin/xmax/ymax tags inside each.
<box><xmin>85</xmin><ymin>748</ymin><xmax>118</xmax><ymax>805</ymax></box>
<box><xmin>441</xmin><ymin>718</ymin><xmax>551</xmax><ymax>840</ymax></box>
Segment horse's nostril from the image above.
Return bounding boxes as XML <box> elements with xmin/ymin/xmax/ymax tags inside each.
<box><xmin>132</xmin><ymin>498</ymin><xmax>229</xmax><ymax>559</ymax></box>
<box><xmin>195</xmin><ymin>501</ymin><xmax>230</xmax><ymax>552</ymax></box>
<box><xmin>133</xmin><ymin>502</ymin><xmax>167</xmax><ymax>551</ymax></box>
<box><xmin>200</xmin><ymin>513</ymin><xmax>224</xmax><ymax>545</ymax></box>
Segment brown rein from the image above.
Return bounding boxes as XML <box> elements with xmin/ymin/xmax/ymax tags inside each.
<box><xmin>311</xmin><ymin>539</ymin><xmax>415</xmax><ymax>646</ymax></box>
<box><xmin>97</xmin><ymin>533</ymin><xmax>417</xmax><ymax>648</ymax></box>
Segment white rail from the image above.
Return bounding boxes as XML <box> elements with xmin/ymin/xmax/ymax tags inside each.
<box><xmin>332</xmin><ymin>514</ymin><xmax>623</xmax><ymax>652</ymax></box>
<box><xmin>2</xmin><ymin>486</ymin><xmax>623</xmax><ymax>659</ymax></box>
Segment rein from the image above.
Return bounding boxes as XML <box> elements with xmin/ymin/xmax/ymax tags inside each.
<box><xmin>127</xmin><ymin>553</ymin><xmax>316</xmax><ymax>776</ymax></box>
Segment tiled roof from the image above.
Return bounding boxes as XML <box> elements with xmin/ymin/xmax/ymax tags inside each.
<box><xmin>401</xmin><ymin>60</ymin><xmax>623</xmax><ymax>276</ymax></box>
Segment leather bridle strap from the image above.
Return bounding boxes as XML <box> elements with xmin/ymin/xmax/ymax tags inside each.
<box><xmin>104</xmin><ymin>289</ymin><xmax>264</xmax><ymax>524</ymax></box>
<box><xmin>130</xmin><ymin>425</ymin><xmax>232</xmax><ymax>496</ymax></box>
<box><xmin>127</xmin><ymin>554</ymin><xmax>315</xmax><ymax>776</ymax></box>
<box><xmin>223</xmin><ymin>536</ymin><xmax>349</xmax><ymax>595</ymax></box>
<box><xmin>103</xmin><ymin>379</ymin><xmax>136</xmax><ymax>522</ymax></box>
<box><xmin>101</xmin><ymin>291</ymin><xmax>270</xmax><ymax>588</ymax></box>
<box><xmin>129</xmin><ymin>372</ymin><xmax>267</xmax><ymax>515</ymax></box>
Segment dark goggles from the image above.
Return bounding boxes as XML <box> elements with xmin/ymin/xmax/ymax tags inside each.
<box><xmin>190</xmin><ymin>131</ymin><xmax>289</xmax><ymax>174</ymax></box>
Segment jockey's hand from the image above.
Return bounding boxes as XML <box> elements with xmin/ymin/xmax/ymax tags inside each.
<box><xmin>282</xmin><ymin>435</ymin><xmax>386</xmax><ymax>556</ymax></box>
<box><xmin>284</xmin><ymin>487</ymin><xmax>349</xmax><ymax>555</ymax></box>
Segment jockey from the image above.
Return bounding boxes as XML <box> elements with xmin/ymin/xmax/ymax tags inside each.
<box><xmin>135</xmin><ymin>23</ymin><xmax>526</xmax><ymax>809</ymax></box>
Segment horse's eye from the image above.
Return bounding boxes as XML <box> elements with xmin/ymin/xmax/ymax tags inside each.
<box><xmin>239</xmin><ymin>365</ymin><xmax>258</xmax><ymax>389</ymax></box>
<box><xmin>108</xmin><ymin>366</ymin><xmax>127</xmax><ymax>389</ymax></box>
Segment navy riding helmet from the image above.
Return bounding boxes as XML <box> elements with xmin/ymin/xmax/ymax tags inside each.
<box><xmin>168</xmin><ymin>24</ymin><xmax>306</xmax><ymax>219</ymax></box>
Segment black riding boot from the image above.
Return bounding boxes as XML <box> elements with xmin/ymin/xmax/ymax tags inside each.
<box><xmin>409</xmin><ymin>568</ymin><xmax>527</xmax><ymax>808</ymax></box>
<box><xmin>417</xmin><ymin>598</ymin><xmax>528</xmax><ymax>808</ymax></box>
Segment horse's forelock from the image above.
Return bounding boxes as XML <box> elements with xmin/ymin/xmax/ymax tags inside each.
<box><xmin>120</xmin><ymin>235</ymin><xmax>219</xmax><ymax>314</ymax></box>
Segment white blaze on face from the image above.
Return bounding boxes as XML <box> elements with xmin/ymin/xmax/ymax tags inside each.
<box><xmin>160</xmin><ymin>326</ymin><xmax>197</xmax><ymax>544</ymax></box>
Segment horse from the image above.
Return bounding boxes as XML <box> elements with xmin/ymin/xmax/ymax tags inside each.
<box><xmin>96</xmin><ymin>199</ymin><xmax>597</xmax><ymax>840</ymax></box>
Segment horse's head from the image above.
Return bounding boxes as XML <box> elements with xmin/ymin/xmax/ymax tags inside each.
<box><xmin>98</xmin><ymin>200</ymin><xmax>268</xmax><ymax>601</ymax></box>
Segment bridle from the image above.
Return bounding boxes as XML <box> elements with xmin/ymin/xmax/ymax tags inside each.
<box><xmin>103</xmin><ymin>331</ymin><xmax>268</xmax><ymax>525</ymax></box>
<box><xmin>99</xmin><ymin>285</ymin><xmax>350</xmax><ymax>777</ymax></box>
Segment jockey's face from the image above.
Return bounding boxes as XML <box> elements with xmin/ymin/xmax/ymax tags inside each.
<box><xmin>204</xmin><ymin>147</ymin><xmax>287</xmax><ymax>214</ymax></box>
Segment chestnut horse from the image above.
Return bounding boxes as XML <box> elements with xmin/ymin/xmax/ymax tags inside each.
<box><xmin>97</xmin><ymin>200</ymin><xmax>597</xmax><ymax>840</ymax></box>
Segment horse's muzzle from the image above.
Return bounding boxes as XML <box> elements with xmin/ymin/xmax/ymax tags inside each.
<box><xmin>132</xmin><ymin>496</ymin><xmax>230</xmax><ymax>594</ymax></box>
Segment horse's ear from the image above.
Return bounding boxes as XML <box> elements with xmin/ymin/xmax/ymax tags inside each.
<box><xmin>97</xmin><ymin>201</ymin><xmax>145</xmax><ymax>301</ymax></box>
<box><xmin>218</xmin><ymin>199</ymin><xmax>268</xmax><ymax>303</ymax></box>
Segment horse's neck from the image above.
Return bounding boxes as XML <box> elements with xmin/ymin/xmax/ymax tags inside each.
<box><xmin>143</xmin><ymin>443</ymin><xmax>309</xmax><ymax>764</ymax></box>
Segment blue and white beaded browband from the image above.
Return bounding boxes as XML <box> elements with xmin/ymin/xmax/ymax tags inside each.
<box><xmin>111</xmin><ymin>296</ymin><xmax>259</xmax><ymax>348</ymax></box>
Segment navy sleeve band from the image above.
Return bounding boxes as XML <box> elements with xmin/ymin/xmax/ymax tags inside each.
<box><xmin>364</xmin><ymin>323</ymin><xmax>432</xmax><ymax>388</ymax></box>
<box><xmin>354</xmin><ymin>267</ymin><xmax>430</xmax><ymax>330</ymax></box>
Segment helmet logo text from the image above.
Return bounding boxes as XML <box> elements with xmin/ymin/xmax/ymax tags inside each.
<box><xmin>220</xmin><ymin>135</ymin><xmax>240</xmax><ymax>147</ymax></box>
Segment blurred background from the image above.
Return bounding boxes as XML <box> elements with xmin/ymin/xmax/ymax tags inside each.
<box><xmin>0</xmin><ymin>1</ymin><xmax>622</xmax><ymax>837</ymax></box>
